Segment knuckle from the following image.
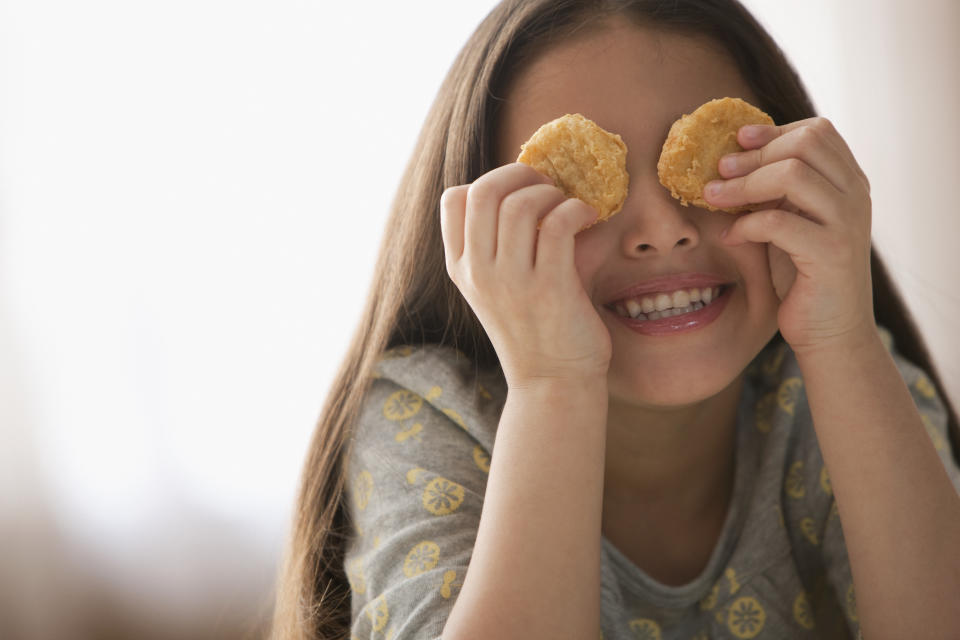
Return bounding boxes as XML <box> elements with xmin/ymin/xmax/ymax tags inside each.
<box><xmin>794</xmin><ymin>125</ymin><xmax>821</xmax><ymax>152</ymax></box>
<box><xmin>810</xmin><ymin>116</ymin><xmax>836</xmax><ymax>135</ymax></box>
<box><xmin>467</xmin><ymin>176</ymin><xmax>498</xmax><ymax>211</ymax></box>
<box><xmin>754</xmin><ymin>145</ymin><xmax>768</xmax><ymax>169</ymax></box>
<box><xmin>538</xmin><ymin>213</ymin><xmax>567</xmax><ymax>238</ymax></box>
<box><xmin>780</xmin><ymin>157</ymin><xmax>809</xmax><ymax>182</ymax></box>
<box><xmin>500</xmin><ymin>186</ymin><xmax>547</xmax><ymax>223</ymax></box>
<box><xmin>440</xmin><ymin>184</ymin><xmax>466</xmax><ymax>212</ymax></box>
<box><xmin>735</xmin><ymin>173</ymin><xmax>753</xmax><ymax>196</ymax></box>
<box><xmin>760</xmin><ymin>209</ymin><xmax>787</xmax><ymax>232</ymax></box>
<box><xmin>544</xmin><ymin>198</ymin><xmax>590</xmax><ymax>231</ymax></box>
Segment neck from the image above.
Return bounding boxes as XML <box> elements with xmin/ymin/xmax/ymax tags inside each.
<box><xmin>602</xmin><ymin>375</ymin><xmax>743</xmax><ymax>520</ymax></box>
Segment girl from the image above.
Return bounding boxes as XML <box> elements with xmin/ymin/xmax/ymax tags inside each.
<box><xmin>273</xmin><ymin>1</ymin><xmax>960</xmax><ymax>638</ymax></box>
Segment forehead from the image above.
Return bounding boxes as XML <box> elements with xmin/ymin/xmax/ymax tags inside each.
<box><xmin>496</xmin><ymin>21</ymin><xmax>758</xmax><ymax>165</ymax></box>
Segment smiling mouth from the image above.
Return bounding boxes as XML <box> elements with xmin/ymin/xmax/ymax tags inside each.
<box><xmin>606</xmin><ymin>285</ymin><xmax>728</xmax><ymax>322</ymax></box>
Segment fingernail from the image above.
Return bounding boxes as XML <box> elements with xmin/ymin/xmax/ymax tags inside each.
<box><xmin>705</xmin><ymin>181</ymin><xmax>723</xmax><ymax>198</ymax></box>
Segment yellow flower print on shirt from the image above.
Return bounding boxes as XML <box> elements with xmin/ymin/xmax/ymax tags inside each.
<box><xmin>628</xmin><ymin>618</ymin><xmax>662</xmax><ymax>640</ymax></box>
<box><xmin>354</xmin><ymin>470</ymin><xmax>374</xmax><ymax>511</ymax></box>
<box><xmin>785</xmin><ymin>461</ymin><xmax>805</xmax><ymax>499</ymax></box>
<box><xmin>762</xmin><ymin>343</ymin><xmax>787</xmax><ymax>378</ymax></box>
<box><xmin>440</xmin><ymin>569</ymin><xmax>463</xmax><ymax>599</ymax></box>
<box><xmin>422</xmin><ymin>476</ymin><xmax>465</xmax><ymax>515</ymax></box>
<box><xmin>442</xmin><ymin>408</ymin><xmax>468</xmax><ymax>430</ymax></box>
<box><xmin>395</xmin><ymin>422</ymin><xmax>423</xmax><ymax>443</ymax></box>
<box><xmin>727</xmin><ymin>596</ymin><xmax>766</xmax><ymax>638</ymax></box>
<box><xmin>819</xmin><ymin>466</ymin><xmax>832</xmax><ymax>495</ymax></box>
<box><xmin>381</xmin><ymin>345</ymin><xmax>414</xmax><ymax>360</ymax></box>
<box><xmin>755</xmin><ymin>391</ymin><xmax>776</xmax><ymax>434</ymax></box>
<box><xmin>473</xmin><ymin>445</ymin><xmax>491</xmax><ymax>473</ymax></box>
<box><xmin>403</xmin><ymin>541</ymin><xmax>440</xmax><ymax>577</ymax></box>
<box><xmin>921</xmin><ymin>412</ymin><xmax>948</xmax><ymax>452</ymax></box>
<box><xmin>365</xmin><ymin>594</ymin><xmax>389</xmax><ymax>632</ymax></box>
<box><xmin>700</xmin><ymin>583</ymin><xmax>719</xmax><ymax>610</ymax></box>
<box><xmin>725</xmin><ymin>568</ymin><xmax>741</xmax><ymax>595</ymax></box>
<box><xmin>383</xmin><ymin>390</ymin><xmax>423</xmax><ymax>421</ymax></box>
<box><xmin>914</xmin><ymin>373</ymin><xmax>936</xmax><ymax>399</ymax></box>
<box><xmin>406</xmin><ymin>467</ymin><xmax>427</xmax><ymax>484</ymax></box>
<box><xmin>777</xmin><ymin>377</ymin><xmax>803</xmax><ymax>415</ymax></box>
<box><xmin>793</xmin><ymin>591</ymin><xmax>815</xmax><ymax>630</ymax></box>
<box><xmin>800</xmin><ymin>517</ymin><xmax>819</xmax><ymax>546</ymax></box>
<box><xmin>346</xmin><ymin>556</ymin><xmax>366</xmax><ymax>595</ymax></box>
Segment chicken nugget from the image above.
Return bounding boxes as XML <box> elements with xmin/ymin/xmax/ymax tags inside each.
<box><xmin>517</xmin><ymin>113</ymin><xmax>629</xmax><ymax>225</ymax></box>
<box><xmin>657</xmin><ymin>97</ymin><xmax>774</xmax><ymax>213</ymax></box>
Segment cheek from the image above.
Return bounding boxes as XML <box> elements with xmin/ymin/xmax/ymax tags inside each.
<box><xmin>729</xmin><ymin>241</ymin><xmax>780</xmax><ymax>325</ymax></box>
<box><xmin>573</xmin><ymin>232</ymin><xmax>607</xmax><ymax>291</ymax></box>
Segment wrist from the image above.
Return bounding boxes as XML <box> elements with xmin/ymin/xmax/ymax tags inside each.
<box><xmin>791</xmin><ymin>322</ymin><xmax>886</xmax><ymax>366</ymax></box>
<box><xmin>508</xmin><ymin>374</ymin><xmax>608</xmax><ymax>398</ymax></box>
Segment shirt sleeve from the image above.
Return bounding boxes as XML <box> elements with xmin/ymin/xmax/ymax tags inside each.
<box><xmin>343</xmin><ymin>349</ymin><xmax>498</xmax><ymax>640</ymax></box>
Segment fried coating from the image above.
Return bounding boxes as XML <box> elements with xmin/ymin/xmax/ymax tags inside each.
<box><xmin>657</xmin><ymin>97</ymin><xmax>774</xmax><ymax>213</ymax></box>
<box><xmin>517</xmin><ymin>113</ymin><xmax>629</xmax><ymax>225</ymax></box>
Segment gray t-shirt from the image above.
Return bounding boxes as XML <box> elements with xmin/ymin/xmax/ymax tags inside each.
<box><xmin>343</xmin><ymin>330</ymin><xmax>958</xmax><ymax>639</ymax></box>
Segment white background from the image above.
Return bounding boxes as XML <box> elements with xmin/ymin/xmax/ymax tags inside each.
<box><xmin>1</xmin><ymin>1</ymin><xmax>957</xmax><ymax>636</ymax></box>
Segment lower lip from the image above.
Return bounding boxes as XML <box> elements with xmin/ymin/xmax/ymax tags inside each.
<box><xmin>607</xmin><ymin>286</ymin><xmax>732</xmax><ymax>336</ymax></box>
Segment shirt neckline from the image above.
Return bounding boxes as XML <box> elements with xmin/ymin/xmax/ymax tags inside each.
<box><xmin>600</xmin><ymin>385</ymin><xmax>758</xmax><ymax>609</ymax></box>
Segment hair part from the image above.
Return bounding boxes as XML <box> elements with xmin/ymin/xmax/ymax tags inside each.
<box><xmin>271</xmin><ymin>2</ymin><xmax>959</xmax><ymax>637</ymax></box>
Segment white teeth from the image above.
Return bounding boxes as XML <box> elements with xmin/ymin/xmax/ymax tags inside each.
<box><xmin>610</xmin><ymin>285</ymin><xmax>725</xmax><ymax>321</ymax></box>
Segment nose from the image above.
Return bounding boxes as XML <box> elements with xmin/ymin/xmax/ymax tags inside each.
<box><xmin>616</xmin><ymin>180</ymin><xmax>701</xmax><ymax>257</ymax></box>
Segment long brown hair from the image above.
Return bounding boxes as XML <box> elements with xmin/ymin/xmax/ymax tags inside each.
<box><xmin>271</xmin><ymin>1</ymin><xmax>960</xmax><ymax>637</ymax></box>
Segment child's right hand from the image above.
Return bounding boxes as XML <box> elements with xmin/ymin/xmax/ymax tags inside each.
<box><xmin>440</xmin><ymin>163</ymin><xmax>612</xmax><ymax>389</ymax></box>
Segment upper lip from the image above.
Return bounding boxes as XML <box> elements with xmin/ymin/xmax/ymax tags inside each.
<box><xmin>602</xmin><ymin>272</ymin><xmax>733</xmax><ymax>305</ymax></box>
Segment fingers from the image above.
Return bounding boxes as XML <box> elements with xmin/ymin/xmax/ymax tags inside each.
<box><xmin>720</xmin><ymin>118</ymin><xmax>870</xmax><ymax>193</ymax></box>
<box><xmin>705</xmin><ymin>117</ymin><xmax>874</xmax><ymax>225</ymax></box>
<box><xmin>464</xmin><ymin>163</ymin><xmax>554</xmax><ymax>261</ymax></box>
<box><xmin>440</xmin><ymin>163</ymin><xmax>597</xmax><ymax>282</ymax></box>
<box><xmin>497</xmin><ymin>183</ymin><xmax>568</xmax><ymax>270</ymax></box>
<box><xmin>721</xmin><ymin>208</ymin><xmax>826</xmax><ymax>260</ymax></box>
<box><xmin>718</xmin><ymin>122</ymin><xmax>857</xmax><ymax>194</ymax></box>
<box><xmin>706</xmin><ymin>157</ymin><xmax>839</xmax><ymax>223</ymax></box>
<box><xmin>534</xmin><ymin>198</ymin><xmax>599</xmax><ymax>272</ymax></box>
<box><xmin>440</xmin><ymin>184</ymin><xmax>469</xmax><ymax>264</ymax></box>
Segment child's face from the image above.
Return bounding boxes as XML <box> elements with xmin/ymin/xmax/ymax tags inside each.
<box><xmin>496</xmin><ymin>21</ymin><xmax>780</xmax><ymax>408</ymax></box>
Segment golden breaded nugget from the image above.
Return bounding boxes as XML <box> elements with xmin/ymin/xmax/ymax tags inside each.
<box><xmin>517</xmin><ymin>113</ymin><xmax>629</xmax><ymax>224</ymax></box>
<box><xmin>657</xmin><ymin>97</ymin><xmax>774</xmax><ymax>213</ymax></box>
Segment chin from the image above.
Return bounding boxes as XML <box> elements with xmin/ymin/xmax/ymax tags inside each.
<box><xmin>606</xmin><ymin>351</ymin><xmax>748</xmax><ymax>409</ymax></box>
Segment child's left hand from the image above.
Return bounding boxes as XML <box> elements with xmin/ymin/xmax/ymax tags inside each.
<box><xmin>704</xmin><ymin>118</ymin><xmax>876</xmax><ymax>355</ymax></box>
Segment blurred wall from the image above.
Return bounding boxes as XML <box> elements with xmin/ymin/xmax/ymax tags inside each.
<box><xmin>747</xmin><ymin>0</ymin><xmax>960</xmax><ymax>402</ymax></box>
